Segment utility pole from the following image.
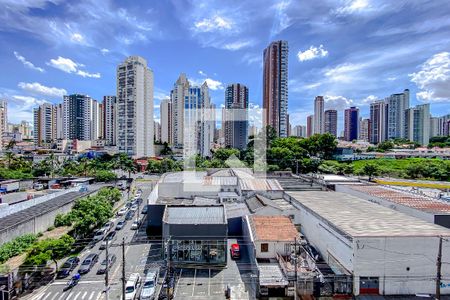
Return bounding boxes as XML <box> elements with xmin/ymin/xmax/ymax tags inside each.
<box><xmin>122</xmin><ymin>237</ymin><xmax>126</xmax><ymax>300</ymax></box>
<box><xmin>166</xmin><ymin>236</ymin><xmax>172</xmax><ymax>299</ymax></box>
<box><xmin>436</xmin><ymin>236</ymin><xmax>442</xmax><ymax>300</ymax></box>
<box><xmin>105</xmin><ymin>239</ymin><xmax>109</xmax><ymax>300</ymax></box>
<box><xmin>294</xmin><ymin>237</ymin><xmax>298</xmax><ymax>300</ymax></box>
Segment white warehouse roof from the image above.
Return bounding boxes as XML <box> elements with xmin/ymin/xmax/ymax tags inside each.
<box><xmin>287</xmin><ymin>191</ymin><xmax>450</xmax><ymax>238</ymax></box>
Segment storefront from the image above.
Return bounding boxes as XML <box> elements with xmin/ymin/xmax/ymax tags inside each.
<box><xmin>162</xmin><ymin>205</ymin><xmax>228</xmax><ymax>266</ymax></box>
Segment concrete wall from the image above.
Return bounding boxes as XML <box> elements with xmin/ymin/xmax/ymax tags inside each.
<box><xmin>0</xmin><ymin>199</ymin><xmax>75</xmax><ymax>244</ymax></box>
<box><xmin>254</xmin><ymin>240</ymin><xmax>292</xmax><ymax>259</ymax></box>
<box><xmin>353</xmin><ymin>236</ymin><xmax>450</xmax><ymax>295</ymax></box>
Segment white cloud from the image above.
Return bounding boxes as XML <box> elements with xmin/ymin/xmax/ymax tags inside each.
<box><xmin>223</xmin><ymin>40</ymin><xmax>253</xmax><ymax>51</ymax></box>
<box><xmin>70</xmin><ymin>33</ymin><xmax>85</xmax><ymax>43</ymax></box>
<box><xmin>47</xmin><ymin>56</ymin><xmax>101</xmax><ymax>78</ymax></box>
<box><xmin>100</xmin><ymin>48</ymin><xmax>110</xmax><ymax>55</ymax></box>
<box><xmin>324</xmin><ymin>63</ymin><xmax>365</xmax><ymax>82</ymax></box>
<box><xmin>241</xmin><ymin>53</ymin><xmax>262</xmax><ymax>66</ymax></box>
<box><xmin>324</xmin><ymin>95</ymin><xmax>354</xmax><ymax>110</ymax></box>
<box><xmin>357</xmin><ymin>95</ymin><xmax>378</xmax><ymax>106</ymax></box>
<box><xmin>270</xmin><ymin>0</ymin><xmax>293</xmax><ymax>37</ymax></box>
<box><xmin>13</xmin><ymin>51</ymin><xmax>45</xmax><ymax>72</ymax></box>
<box><xmin>334</xmin><ymin>0</ymin><xmax>372</xmax><ymax>15</ymax></box>
<box><xmin>198</xmin><ymin>70</ymin><xmax>207</xmax><ymax>76</ymax></box>
<box><xmin>18</xmin><ymin>82</ymin><xmax>67</xmax><ymax>98</ymax></box>
<box><xmin>387</xmin><ymin>76</ymin><xmax>397</xmax><ymax>81</ymax></box>
<box><xmin>194</xmin><ymin>15</ymin><xmax>233</xmax><ymax>32</ymax></box>
<box><xmin>204</xmin><ymin>78</ymin><xmax>224</xmax><ymax>91</ymax></box>
<box><xmin>409</xmin><ymin>52</ymin><xmax>450</xmax><ymax>102</ymax></box>
<box><xmin>297</xmin><ymin>45</ymin><xmax>329</xmax><ymax>62</ymax></box>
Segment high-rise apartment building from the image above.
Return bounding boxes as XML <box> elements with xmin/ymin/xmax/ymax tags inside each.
<box><xmin>18</xmin><ymin>121</ymin><xmax>32</xmax><ymax>140</ymax></box>
<box><xmin>370</xmin><ymin>101</ymin><xmax>387</xmax><ymax>144</ymax></box>
<box><xmin>324</xmin><ymin>109</ymin><xmax>337</xmax><ymax>137</ymax></box>
<box><xmin>314</xmin><ymin>96</ymin><xmax>325</xmax><ymax>134</ymax></box>
<box><xmin>224</xmin><ymin>83</ymin><xmax>249</xmax><ymax>150</ymax></box>
<box><xmin>405</xmin><ymin>104</ymin><xmax>430</xmax><ymax>145</ymax></box>
<box><xmin>262</xmin><ymin>40</ymin><xmax>288</xmax><ymax>137</ymax></box>
<box><xmin>154</xmin><ymin>121</ymin><xmax>161</xmax><ymax>142</ymax></box>
<box><xmin>306</xmin><ymin>115</ymin><xmax>314</xmax><ymax>137</ymax></box>
<box><xmin>160</xmin><ymin>98</ymin><xmax>172</xmax><ymax>144</ymax></box>
<box><xmin>103</xmin><ymin>96</ymin><xmax>116</xmax><ymax>145</ymax></box>
<box><xmin>0</xmin><ymin>101</ymin><xmax>7</xmax><ymax>149</ymax></box>
<box><xmin>63</xmin><ymin>94</ymin><xmax>97</xmax><ymax>141</ymax></box>
<box><xmin>54</xmin><ymin>103</ymin><xmax>64</xmax><ymax>140</ymax></box>
<box><xmin>116</xmin><ymin>56</ymin><xmax>154</xmax><ymax>157</ymax></box>
<box><xmin>437</xmin><ymin>114</ymin><xmax>450</xmax><ymax>136</ymax></box>
<box><xmin>33</xmin><ymin>103</ymin><xmax>56</xmax><ymax>145</ymax></box>
<box><xmin>344</xmin><ymin>107</ymin><xmax>359</xmax><ymax>141</ymax></box>
<box><xmin>387</xmin><ymin>89</ymin><xmax>409</xmax><ymax>140</ymax></box>
<box><xmin>359</xmin><ymin>118</ymin><xmax>370</xmax><ymax>142</ymax></box>
<box><xmin>171</xmin><ymin>73</ymin><xmax>190</xmax><ymax>148</ymax></box>
<box><xmin>430</xmin><ymin>117</ymin><xmax>439</xmax><ymax>138</ymax></box>
<box><xmin>90</xmin><ymin>99</ymin><xmax>102</xmax><ymax>140</ymax></box>
<box><xmin>293</xmin><ymin>125</ymin><xmax>307</xmax><ymax>137</ymax></box>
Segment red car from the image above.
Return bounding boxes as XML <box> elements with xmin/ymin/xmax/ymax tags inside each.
<box><xmin>230</xmin><ymin>243</ymin><xmax>240</xmax><ymax>259</ymax></box>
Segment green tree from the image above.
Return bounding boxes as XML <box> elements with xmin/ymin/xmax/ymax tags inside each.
<box><xmin>361</xmin><ymin>164</ymin><xmax>380</xmax><ymax>181</ymax></box>
<box><xmin>212</xmin><ymin>148</ymin><xmax>241</xmax><ymax>162</ymax></box>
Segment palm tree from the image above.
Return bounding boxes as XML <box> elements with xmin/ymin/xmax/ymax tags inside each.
<box><xmin>4</xmin><ymin>152</ymin><xmax>15</xmax><ymax>169</ymax></box>
<box><xmin>44</xmin><ymin>153</ymin><xmax>59</xmax><ymax>178</ymax></box>
<box><xmin>5</xmin><ymin>140</ymin><xmax>17</xmax><ymax>151</ymax></box>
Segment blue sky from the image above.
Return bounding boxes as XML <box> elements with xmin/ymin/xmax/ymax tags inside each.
<box><xmin>1</xmin><ymin>0</ymin><xmax>449</xmax><ymax>132</ymax></box>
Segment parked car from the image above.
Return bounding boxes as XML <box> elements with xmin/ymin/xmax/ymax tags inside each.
<box><xmin>125</xmin><ymin>202</ymin><xmax>133</xmax><ymax>209</ymax></box>
<box><xmin>131</xmin><ymin>220</ymin><xmax>140</xmax><ymax>230</ymax></box>
<box><xmin>56</xmin><ymin>257</ymin><xmax>80</xmax><ymax>278</ymax></box>
<box><xmin>230</xmin><ymin>243</ymin><xmax>240</xmax><ymax>259</ymax></box>
<box><xmin>117</xmin><ymin>207</ymin><xmax>128</xmax><ymax>216</ymax></box>
<box><xmin>97</xmin><ymin>254</ymin><xmax>117</xmax><ymax>274</ymax></box>
<box><xmin>99</xmin><ymin>231</ymin><xmax>116</xmax><ymax>249</ymax></box>
<box><xmin>130</xmin><ymin>204</ymin><xmax>138</xmax><ymax>212</ymax></box>
<box><xmin>125</xmin><ymin>273</ymin><xmax>141</xmax><ymax>300</ymax></box>
<box><xmin>33</xmin><ymin>183</ymin><xmax>44</xmax><ymax>191</ymax></box>
<box><xmin>78</xmin><ymin>253</ymin><xmax>98</xmax><ymax>274</ymax></box>
<box><xmin>93</xmin><ymin>228</ymin><xmax>108</xmax><ymax>243</ymax></box>
<box><xmin>141</xmin><ymin>206</ymin><xmax>148</xmax><ymax>214</ymax></box>
<box><xmin>115</xmin><ymin>220</ymin><xmax>126</xmax><ymax>231</ymax></box>
<box><xmin>140</xmin><ymin>269</ymin><xmax>159</xmax><ymax>300</ymax></box>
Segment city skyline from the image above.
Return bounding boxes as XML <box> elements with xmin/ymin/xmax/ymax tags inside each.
<box><xmin>0</xmin><ymin>0</ymin><xmax>449</xmax><ymax>131</ymax></box>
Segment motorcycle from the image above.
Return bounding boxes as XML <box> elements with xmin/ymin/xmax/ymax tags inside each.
<box><xmin>63</xmin><ymin>277</ymin><xmax>79</xmax><ymax>292</ymax></box>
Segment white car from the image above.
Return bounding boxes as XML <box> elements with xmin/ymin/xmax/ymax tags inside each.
<box><xmin>140</xmin><ymin>270</ymin><xmax>158</xmax><ymax>300</ymax></box>
<box><xmin>92</xmin><ymin>228</ymin><xmax>107</xmax><ymax>242</ymax></box>
<box><xmin>125</xmin><ymin>273</ymin><xmax>141</xmax><ymax>300</ymax></box>
<box><xmin>130</xmin><ymin>204</ymin><xmax>138</xmax><ymax>212</ymax></box>
<box><xmin>131</xmin><ymin>221</ymin><xmax>140</xmax><ymax>230</ymax></box>
<box><xmin>117</xmin><ymin>207</ymin><xmax>128</xmax><ymax>216</ymax></box>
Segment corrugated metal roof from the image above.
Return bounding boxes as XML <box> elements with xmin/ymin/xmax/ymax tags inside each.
<box><xmin>258</xmin><ymin>263</ymin><xmax>289</xmax><ymax>286</ymax></box>
<box><xmin>164</xmin><ymin>206</ymin><xmax>226</xmax><ymax>224</ymax></box>
<box><xmin>287</xmin><ymin>191</ymin><xmax>450</xmax><ymax>238</ymax></box>
<box><xmin>239</xmin><ymin>178</ymin><xmax>284</xmax><ymax>191</ymax></box>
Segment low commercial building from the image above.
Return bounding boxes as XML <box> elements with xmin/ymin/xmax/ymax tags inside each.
<box><xmin>162</xmin><ymin>205</ymin><xmax>228</xmax><ymax>266</ymax></box>
<box><xmin>286</xmin><ymin>191</ymin><xmax>450</xmax><ymax>296</ymax></box>
<box><xmin>337</xmin><ymin>184</ymin><xmax>450</xmax><ymax>228</ymax></box>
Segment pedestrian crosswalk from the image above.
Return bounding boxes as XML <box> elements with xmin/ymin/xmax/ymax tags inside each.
<box><xmin>33</xmin><ymin>290</ymin><xmax>102</xmax><ymax>300</ymax></box>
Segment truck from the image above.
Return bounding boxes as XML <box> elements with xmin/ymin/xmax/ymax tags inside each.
<box><xmin>0</xmin><ymin>180</ymin><xmax>20</xmax><ymax>192</ymax></box>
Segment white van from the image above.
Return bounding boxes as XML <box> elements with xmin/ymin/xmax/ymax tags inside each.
<box><xmin>140</xmin><ymin>269</ymin><xmax>158</xmax><ymax>299</ymax></box>
<box><xmin>125</xmin><ymin>273</ymin><xmax>141</xmax><ymax>299</ymax></box>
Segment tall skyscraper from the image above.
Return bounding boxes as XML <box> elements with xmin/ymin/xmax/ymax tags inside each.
<box><xmin>54</xmin><ymin>103</ymin><xmax>64</xmax><ymax>140</ymax></box>
<box><xmin>293</xmin><ymin>125</ymin><xmax>307</xmax><ymax>137</ymax></box>
<box><xmin>116</xmin><ymin>56</ymin><xmax>154</xmax><ymax>157</ymax></box>
<box><xmin>437</xmin><ymin>114</ymin><xmax>450</xmax><ymax>136</ymax></box>
<box><xmin>306</xmin><ymin>115</ymin><xmax>314</xmax><ymax>137</ymax></box>
<box><xmin>344</xmin><ymin>107</ymin><xmax>359</xmax><ymax>141</ymax></box>
<box><xmin>430</xmin><ymin>117</ymin><xmax>439</xmax><ymax>138</ymax></box>
<box><xmin>170</xmin><ymin>73</ymin><xmax>190</xmax><ymax>148</ymax></box>
<box><xmin>324</xmin><ymin>109</ymin><xmax>337</xmax><ymax>137</ymax></box>
<box><xmin>359</xmin><ymin>118</ymin><xmax>370</xmax><ymax>142</ymax></box>
<box><xmin>224</xmin><ymin>83</ymin><xmax>249</xmax><ymax>150</ymax></box>
<box><xmin>387</xmin><ymin>89</ymin><xmax>409</xmax><ymax>140</ymax></box>
<box><xmin>63</xmin><ymin>94</ymin><xmax>96</xmax><ymax>141</ymax></box>
<box><xmin>262</xmin><ymin>40</ymin><xmax>289</xmax><ymax>137</ymax></box>
<box><xmin>103</xmin><ymin>96</ymin><xmax>116</xmax><ymax>146</ymax></box>
<box><xmin>18</xmin><ymin>121</ymin><xmax>32</xmax><ymax>140</ymax></box>
<box><xmin>154</xmin><ymin>121</ymin><xmax>161</xmax><ymax>142</ymax></box>
<box><xmin>405</xmin><ymin>104</ymin><xmax>430</xmax><ymax>145</ymax></box>
<box><xmin>314</xmin><ymin>96</ymin><xmax>325</xmax><ymax>134</ymax></box>
<box><xmin>160</xmin><ymin>98</ymin><xmax>172</xmax><ymax>144</ymax></box>
<box><xmin>90</xmin><ymin>99</ymin><xmax>101</xmax><ymax>140</ymax></box>
<box><xmin>0</xmin><ymin>101</ymin><xmax>7</xmax><ymax>144</ymax></box>
<box><xmin>33</xmin><ymin>103</ymin><xmax>56</xmax><ymax>145</ymax></box>
<box><xmin>370</xmin><ymin>101</ymin><xmax>387</xmax><ymax>144</ymax></box>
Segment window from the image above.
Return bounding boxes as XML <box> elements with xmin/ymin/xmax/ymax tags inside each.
<box><xmin>261</xmin><ymin>243</ymin><xmax>269</xmax><ymax>252</ymax></box>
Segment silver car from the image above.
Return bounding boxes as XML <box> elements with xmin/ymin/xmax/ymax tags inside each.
<box><xmin>140</xmin><ymin>270</ymin><xmax>158</xmax><ymax>299</ymax></box>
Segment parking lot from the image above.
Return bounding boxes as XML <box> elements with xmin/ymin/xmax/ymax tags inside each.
<box><xmin>172</xmin><ymin>240</ymin><xmax>257</xmax><ymax>300</ymax></box>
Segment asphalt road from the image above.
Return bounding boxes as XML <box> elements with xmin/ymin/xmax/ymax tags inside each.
<box><xmin>25</xmin><ymin>179</ymin><xmax>162</xmax><ymax>300</ymax></box>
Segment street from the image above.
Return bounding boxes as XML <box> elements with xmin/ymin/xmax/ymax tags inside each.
<box><xmin>25</xmin><ymin>179</ymin><xmax>162</xmax><ymax>300</ymax></box>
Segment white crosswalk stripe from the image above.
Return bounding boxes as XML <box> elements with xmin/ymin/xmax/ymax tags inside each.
<box><xmin>49</xmin><ymin>292</ymin><xmax>60</xmax><ymax>300</ymax></box>
<box><xmin>72</xmin><ymin>291</ymin><xmax>82</xmax><ymax>300</ymax></box>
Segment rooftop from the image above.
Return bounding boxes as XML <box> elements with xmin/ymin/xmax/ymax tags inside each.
<box><xmin>163</xmin><ymin>206</ymin><xmax>227</xmax><ymax>225</ymax></box>
<box><xmin>287</xmin><ymin>191</ymin><xmax>450</xmax><ymax>238</ymax></box>
<box><xmin>348</xmin><ymin>185</ymin><xmax>450</xmax><ymax>214</ymax></box>
<box><xmin>258</xmin><ymin>263</ymin><xmax>289</xmax><ymax>286</ymax></box>
<box><xmin>249</xmin><ymin>215</ymin><xmax>298</xmax><ymax>242</ymax></box>
<box><xmin>239</xmin><ymin>178</ymin><xmax>283</xmax><ymax>191</ymax></box>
